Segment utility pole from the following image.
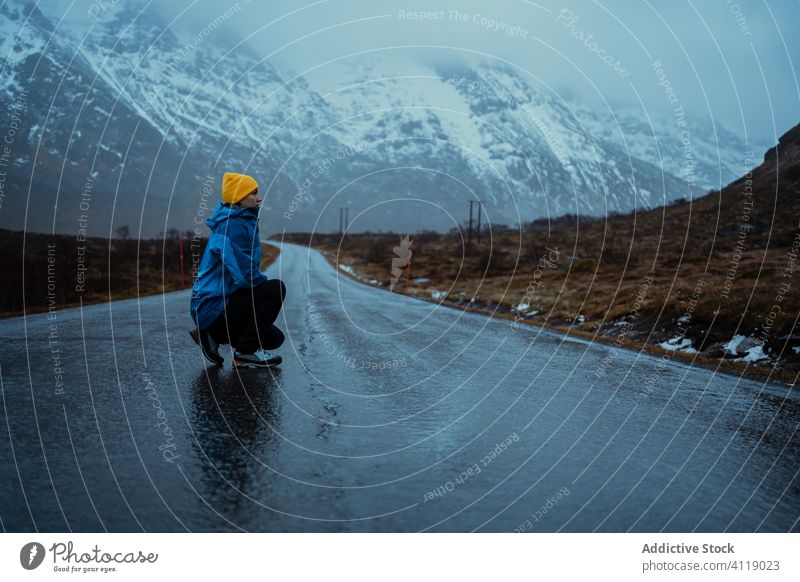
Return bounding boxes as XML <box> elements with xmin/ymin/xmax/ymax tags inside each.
<box><xmin>468</xmin><ymin>200</ymin><xmax>484</xmax><ymax>245</ymax></box>
<box><xmin>476</xmin><ymin>200</ymin><xmax>483</xmax><ymax>244</ymax></box>
<box><xmin>467</xmin><ymin>200</ymin><xmax>475</xmax><ymax>245</ymax></box>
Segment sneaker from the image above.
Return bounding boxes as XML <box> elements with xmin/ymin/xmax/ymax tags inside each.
<box><xmin>233</xmin><ymin>349</ymin><xmax>282</xmax><ymax>369</ymax></box>
<box><xmin>190</xmin><ymin>327</ymin><xmax>223</xmax><ymax>366</ymax></box>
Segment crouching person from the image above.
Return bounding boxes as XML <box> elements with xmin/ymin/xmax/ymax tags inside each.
<box><xmin>189</xmin><ymin>172</ymin><xmax>286</xmax><ymax>368</ymax></box>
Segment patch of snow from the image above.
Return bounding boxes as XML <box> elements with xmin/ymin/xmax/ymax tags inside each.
<box><xmin>514</xmin><ymin>302</ymin><xmax>530</xmax><ymax>313</ymax></box>
<box><xmin>338</xmin><ymin>264</ymin><xmax>356</xmax><ymax>276</ymax></box>
<box><xmin>430</xmin><ymin>290</ymin><xmax>447</xmax><ymax>300</ymax></box>
<box><xmin>723</xmin><ymin>334</ymin><xmax>746</xmax><ymax>355</ymax></box>
<box><xmin>741</xmin><ymin>344</ymin><xmax>769</xmax><ymax>362</ymax></box>
<box><xmin>659</xmin><ymin>336</ymin><xmax>696</xmax><ymax>353</ymax></box>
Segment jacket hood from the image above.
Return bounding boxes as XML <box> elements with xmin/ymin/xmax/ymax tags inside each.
<box><xmin>206</xmin><ymin>202</ymin><xmax>259</xmax><ymax>230</ymax></box>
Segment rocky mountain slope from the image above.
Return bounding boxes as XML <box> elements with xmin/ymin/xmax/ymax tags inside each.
<box><xmin>0</xmin><ymin>1</ymin><xmax>769</xmax><ymax>237</ymax></box>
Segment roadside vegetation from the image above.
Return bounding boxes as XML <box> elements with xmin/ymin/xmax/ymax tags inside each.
<box><xmin>0</xmin><ymin>228</ymin><xmax>279</xmax><ymax>317</ymax></box>
<box><xmin>281</xmin><ymin>123</ymin><xmax>800</xmax><ymax>386</ymax></box>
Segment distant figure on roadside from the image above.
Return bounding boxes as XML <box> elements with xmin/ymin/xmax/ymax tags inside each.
<box><xmin>189</xmin><ymin>172</ymin><xmax>286</xmax><ymax>368</ymax></box>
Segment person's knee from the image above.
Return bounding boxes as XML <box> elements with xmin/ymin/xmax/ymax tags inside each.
<box><xmin>262</xmin><ymin>325</ymin><xmax>285</xmax><ymax>350</ymax></box>
<box><xmin>268</xmin><ymin>278</ymin><xmax>286</xmax><ymax>302</ymax></box>
<box><xmin>273</xmin><ymin>325</ymin><xmax>285</xmax><ymax>346</ymax></box>
<box><xmin>253</xmin><ymin>279</ymin><xmax>282</xmax><ymax>302</ymax></box>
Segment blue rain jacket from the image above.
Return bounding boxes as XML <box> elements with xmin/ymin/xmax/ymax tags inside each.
<box><xmin>189</xmin><ymin>202</ymin><xmax>268</xmax><ymax>330</ymax></box>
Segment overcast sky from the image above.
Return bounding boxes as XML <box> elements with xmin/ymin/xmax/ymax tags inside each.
<box><xmin>158</xmin><ymin>0</ymin><xmax>798</xmax><ymax>144</ymax></box>
<box><xmin>51</xmin><ymin>0</ymin><xmax>800</xmax><ymax>143</ymax></box>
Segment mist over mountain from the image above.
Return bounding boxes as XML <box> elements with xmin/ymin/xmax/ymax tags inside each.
<box><xmin>0</xmin><ymin>2</ymin><xmax>770</xmax><ymax>237</ymax></box>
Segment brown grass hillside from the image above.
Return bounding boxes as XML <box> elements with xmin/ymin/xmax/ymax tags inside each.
<box><xmin>0</xmin><ymin>230</ymin><xmax>279</xmax><ymax>317</ymax></box>
<box><xmin>280</xmin><ymin>122</ymin><xmax>800</xmax><ymax>386</ymax></box>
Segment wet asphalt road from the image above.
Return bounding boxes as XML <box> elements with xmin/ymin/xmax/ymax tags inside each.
<box><xmin>1</xmin><ymin>242</ymin><xmax>799</xmax><ymax>532</ymax></box>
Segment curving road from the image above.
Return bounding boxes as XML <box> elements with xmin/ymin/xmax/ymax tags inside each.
<box><xmin>1</xmin><ymin>242</ymin><xmax>799</xmax><ymax>532</ymax></box>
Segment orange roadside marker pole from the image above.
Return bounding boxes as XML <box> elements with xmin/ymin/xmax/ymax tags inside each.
<box><xmin>404</xmin><ymin>241</ymin><xmax>413</xmax><ymax>293</ymax></box>
<box><xmin>179</xmin><ymin>238</ymin><xmax>185</xmax><ymax>288</ymax></box>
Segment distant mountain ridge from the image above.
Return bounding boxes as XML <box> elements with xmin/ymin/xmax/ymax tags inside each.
<box><xmin>0</xmin><ymin>1</ymin><xmax>770</xmax><ymax>236</ymax></box>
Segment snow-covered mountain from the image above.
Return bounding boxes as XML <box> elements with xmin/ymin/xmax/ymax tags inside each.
<box><xmin>0</xmin><ymin>2</ymin><xmax>338</xmax><ymax>237</ymax></box>
<box><xmin>576</xmin><ymin>103</ymin><xmax>766</xmax><ymax>195</ymax></box>
<box><xmin>0</xmin><ymin>2</ymin><xmax>189</xmax><ymax>237</ymax></box>
<box><xmin>0</xmin><ymin>2</ymin><xmax>766</xmax><ymax>236</ymax></box>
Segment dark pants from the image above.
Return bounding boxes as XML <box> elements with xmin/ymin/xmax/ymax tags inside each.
<box><xmin>207</xmin><ymin>279</ymin><xmax>286</xmax><ymax>353</ymax></box>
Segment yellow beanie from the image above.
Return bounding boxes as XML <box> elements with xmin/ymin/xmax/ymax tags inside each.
<box><xmin>221</xmin><ymin>172</ymin><xmax>259</xmax><ymax>204</ymax></box>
